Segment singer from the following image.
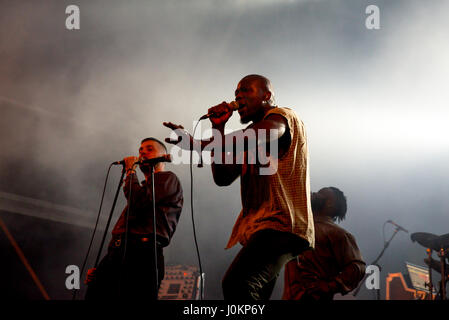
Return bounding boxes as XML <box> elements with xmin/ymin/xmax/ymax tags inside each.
<box><xmin>84</xmin><ymin>137</ymin><xmax>183</xmax><ymax>300</ymax></box>
<box><xmin>283</xmin><ymin>187</ymin><xmax>366</xmax><ymax>301</ymax></box>
<box><xmin>164</xmin><ymin>74</ymin><xmax>314</xmax><ymax>300</ymax></box>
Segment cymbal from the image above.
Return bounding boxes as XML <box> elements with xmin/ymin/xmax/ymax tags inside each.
<box><xmin>436</xmin><ymin>233</ymin><xmax>449</xmax><ymax>251</ymax></box>
<box><xmin>411</xmin><ymin>232</ymin><xmax>439</xmax><ymax>250</ymax></box>
<box><xmin>411</xmin><ymin>232</ymin><xmax>449</xmax><ymax>251</ymax></box>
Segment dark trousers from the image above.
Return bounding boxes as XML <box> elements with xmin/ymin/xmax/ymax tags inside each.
<box><xmin>222</xmin><ymin>229</ymin><xmax>309</xmax><ymax>300</ymax></box>
<box><xmin>85</xmin><ymin>238</ymin><xmax>164</xmax><ymax>300</ymax></box>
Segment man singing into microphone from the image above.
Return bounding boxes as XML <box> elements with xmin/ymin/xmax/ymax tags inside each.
<box><xmin>164</xmin><ymin>74</ymin><xmax>314</xmax><ymax>300</ymax></box>
<box><xmin>85</xmin><ymin>137</ymin><xmax>183</xmax><ymax>300</ymax></box>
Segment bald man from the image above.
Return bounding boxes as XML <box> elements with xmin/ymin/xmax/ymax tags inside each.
<box><xmin>164</xmin><ymin>74</ymin><xmax>314</xmax><ymax>300</ymax></box>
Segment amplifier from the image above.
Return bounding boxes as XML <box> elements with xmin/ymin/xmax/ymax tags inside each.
<box><xmin>386</xmin><ymin>273</ymin><xmax>432</xmax><ymax>300</ymax></box>
<box><xmin>158</xmin><ymin>265</ymin><xmax>203</xmax><ymax>300</ymax></box>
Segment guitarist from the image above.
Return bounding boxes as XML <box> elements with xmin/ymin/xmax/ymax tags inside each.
<box><xmin>283</xmin><ymin>187</ymin><xmax>366</xmax><ymax>300</ymax></box>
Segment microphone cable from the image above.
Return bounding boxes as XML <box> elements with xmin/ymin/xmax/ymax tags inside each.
<box><xmin>121</xmin><ymin>163</ymin><xmax>160</xmax><ymax>299</ymax></box>
<box><xmin>120</xmin><ymin>167</ymin><xmax>134</xmax><ymax>294</ymax></box>
<box><xmin>72</xmin><ymin>163</ymin><xmax>113</xmax><ymax>300</ymax></box>
<box><xmin>191</xmin><ymin>119</ymin><xmax>205</xmax><ymax>300</ymax></box>
<box><xmin>382</xmin><ymin>220</ymin><xmax>388</xmax><ymax>246</ymax></box>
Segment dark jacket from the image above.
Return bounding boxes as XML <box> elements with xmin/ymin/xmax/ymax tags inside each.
<box><xmin>283</xmin><ymin>215</ymin><xmax>366</xmax><ymax>300</ymax></box>
<box><xmin>111</xmin><ymin>171</ymin><xmax>183</xmax><ymax>247</ymax></box>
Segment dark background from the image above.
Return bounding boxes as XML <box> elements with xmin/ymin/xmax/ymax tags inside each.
<box><xmin>1</xmin><ymin>0</ymin><xmax>448</xmax><ymax>300</ymax></box>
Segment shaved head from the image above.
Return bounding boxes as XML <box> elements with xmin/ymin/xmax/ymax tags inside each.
<box><xmin>240</xmin><ymin>74</ymin><xmax>275</xmax><ymax>105</ymax></box>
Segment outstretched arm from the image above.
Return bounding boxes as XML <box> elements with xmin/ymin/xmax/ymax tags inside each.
<box><xmin>163</xmin><ymin>104</ymin><xmax>289</xmax><ymax>186</ymax></box>
<box><xmin>162</xmin><ymin>119</ymin><xmax>242</xmax><ymax>186</ymax></box>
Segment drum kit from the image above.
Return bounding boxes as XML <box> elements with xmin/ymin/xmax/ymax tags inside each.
<box><xmin>411</xmin><ymin>232</ymin><xmax>449</xmax><ymax>300</ymax></box>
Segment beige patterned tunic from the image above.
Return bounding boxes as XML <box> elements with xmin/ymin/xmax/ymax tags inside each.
<box><xmin>226</xmin><ymin>107</ymin><xmax>315</xmax><ymax>249</ymax></box>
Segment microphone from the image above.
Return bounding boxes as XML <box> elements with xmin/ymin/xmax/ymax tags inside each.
<box><xmin>387</xmin><ymin>220</ymin><xmax>409</xmax><ymax>233</ymax></box>
<box><xmin>137</xmin><ymin>154</ymin><xmax>172</xmax><ymax>165</ymax></box>
<box><xmin>111</xmin><ymin>154</ymin><xmax>172</xmax><ymax>166</ymax></box>
<box><xmin>199</xmin><ymin>101</ymin><xmax>239</xmax><ymax>120</ymax></box>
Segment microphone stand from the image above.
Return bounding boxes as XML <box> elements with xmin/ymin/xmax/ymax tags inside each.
<box><xmin>150</xmin><ymin>164</ymin><xmax>159</xmax><ymax>299</ymax></box>
<box><xmin>426</xmin><ymin>248</ymin><xmax>434</xmax><ymax>300</ymax></box>
<box><xmin>95</xmin><ymin>163</ymin><xmax>159</xmax><ymax>299</ymax></box>
<box><xmin>93</xmin><ymin>166</ymin><xmax>126</xmax><ymax>268</ymax></box>
<box><xmin>353</xmin><ymin>227</ymin><xmax>401</xmax><ymax>299</ymax></box>
<box><xmin>438</xmin><ymin>248</ymin><xmax>447</xmax><ymax>300</ymax></box>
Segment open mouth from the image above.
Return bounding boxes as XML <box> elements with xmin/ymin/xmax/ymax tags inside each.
<box><xmin>238</xmin><ymin>104</ymin><xmax>247</xmax><ymax>113</ymax></box>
